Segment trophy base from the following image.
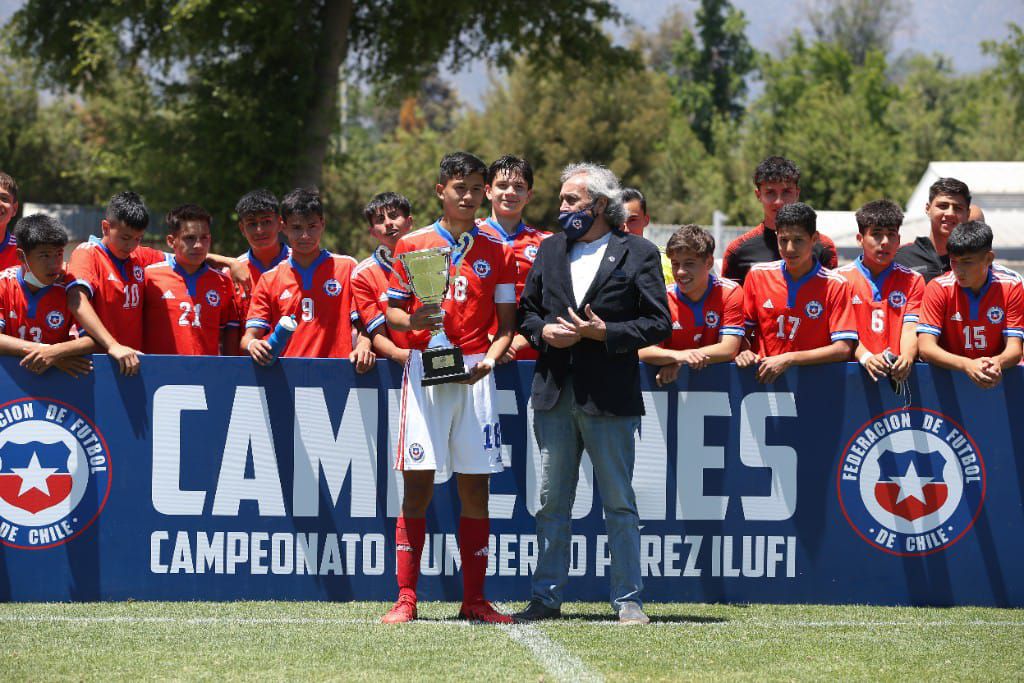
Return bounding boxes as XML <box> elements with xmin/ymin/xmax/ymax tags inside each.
<box><xmin>421</xmin><ymin>346</ymin><xmax>471</xmax><ymax>386</ymax></box>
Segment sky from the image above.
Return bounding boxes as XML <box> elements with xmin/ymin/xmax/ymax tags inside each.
<box><xmin>2</xmin><ymin>0</ymin><xmax>1022</xmax><ymax>103</ymax></box>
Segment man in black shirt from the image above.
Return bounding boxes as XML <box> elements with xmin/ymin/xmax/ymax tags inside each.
<box><xmin>894</xmin><ymin>177</ymin><xmax>971</xmax><ymax>282</ymax></box>
<box><xmin>721</xmin><ymin>156</ymin><xmax>838</xmax><ymax>284</ymax></box>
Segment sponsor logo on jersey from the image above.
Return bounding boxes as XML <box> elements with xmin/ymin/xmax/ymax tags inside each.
<box><xmin>408</xmin><ymin>443</ymin><xmax>425</xmax><ymax>463</ymax></box>
<box><xmin>323</xmin><ymin>279</ymin><xmax>342</xmax><ymax>297</ymax></box>
<box><xmin>951</xmin><ymin>312</ymin><xmax>963</xmax><ymax>322</ymax></box>
<box><xmin>763</xmin><ymin>299</ymin><xmax>774</xmax><ymax>309</ymax></box>
<box><xmin>851</xmin><ymin>294</ymin><xmax>863</xmax><ymax>305</ymax></box>
<box><xmin>205</xmin><ymin>289</ymin><xmax>221</xmax><ymax>307</ymax></box>
<box><xmin>671</xmin><ymin>321</ymin><xmax>682</xmax><ymax>330</ymax></box>
<box><xmin>44</xmin><ymin>311</ymin><xmax>64</xmax><ymax>330</ymax></box>
<box><xmin>888</xmin><ymin>291</ymin><xmax>907</xmax><ymax>309</ymax></box>
<box><xmin>133</xmin><ymin>265</ymin><xmax>144</xmax><ymax>282</ymax></box>
<box><xmin>162</xmin><ymin>290</ymin><xmax>175</xmax><ymax>300</ymax></box>
<box><xmin>837</xmin><ymin>408</ymin><xmax>984</xmax><ymax>556</ymax></box>
<box><xmin>0</xmin><ymin>398</ymin><xmax>111</xmax><ymax>549</ymax></box>
<box><xmin>987</xmin><ymin>306</ymin><xmax>1004</xmax><ymax>324</ymax></box>
<box><xmin>805</xmin><ymin>300</ymin><xmax>824</xmax><ymax>319</ymax></box>
<box><xmin>472</xmin><ymin>259</ymin><xmax>492</xmax><ymax>278</ymax></box>
<box><xmin>524</xmin><ymin>245</ymin><xmax>539</xmax><ymax>262</ymax></box>
<box><xmin>705</xmin><ymin>311</ymin><xmax>720</xmax><ymax>328</ymax></box>
<box><xmin>107</xmin><ymin>273</ymin><xmax>119</xmax><ymax>282</ymax></box>
<box><xmin>279</xmin><ymin>290</ymin><xmax>292</xmax><ymax>300</ymax></box>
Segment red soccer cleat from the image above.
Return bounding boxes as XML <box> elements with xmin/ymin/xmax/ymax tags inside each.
<box><xmin>458</xmin><ymin>599</ymin><xmax>515</xmax><ymax>625</ymax></box>
<box><xmin>381</xmin><ymin>596</ymin><xmax>417</xmax><ymax>624</ymax></box>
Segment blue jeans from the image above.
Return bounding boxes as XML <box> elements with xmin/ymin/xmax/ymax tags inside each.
<box><xmin>531</xmin><ymin>386</ymin><xmax>643</xmax><ymax>611</ymax></box>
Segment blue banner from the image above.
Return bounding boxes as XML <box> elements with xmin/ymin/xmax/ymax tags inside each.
<box><xmin>0</xmin><ymin>356</ymin><xmax>1021</xmax><ymax>606</ymax></box>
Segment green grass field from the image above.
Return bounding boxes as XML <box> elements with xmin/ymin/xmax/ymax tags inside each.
<box><xmin>1</xmin><ymin>601</ymin><xmax>1021</xmax><ymax>681</ymax></box>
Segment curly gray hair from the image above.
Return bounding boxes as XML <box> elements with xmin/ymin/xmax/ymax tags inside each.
<box><xmin>561</xmin><ymin>162</ymin><xmax>626</xmax><ymax>229</ymax></box>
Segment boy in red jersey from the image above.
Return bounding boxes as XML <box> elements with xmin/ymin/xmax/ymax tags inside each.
<box><xmin>917</xmin><ymin>221</ymin><xmax>1023</xmax><ymax>388</ymax></box>
<box><xmin>233</xmin><ymin>189</ymin><xmax>289</xmax><ymax>314</ymax></box>
<box><xmin>241</xmin><ymin>188</ymin><xmax>375</xmax><ymax>368</ymax></box>
<box><xmin>351</xmin><ymin>192</ymin><xmax>420</xmax><ymax>366</ymax></box>
<box><xmin>721</xmin><ymin>157</ymin><xmax>838</xmax><ymax>284</ymax></box>
<box><xmin>0</xmin><ymin>172</ymin><xmax>21</xmax><ymax>270</ymax></box>
<box><xmin>480</xmin><ymin>154</ymin><xmax>550</xmax><ymax>362</ymax></box>
<box><xmin>837</xmin><ymin>200</ymin><xmax>924</xmax><ymax>382</ymax></box>
<box><xmin>639</xmin><ymin>225</ymin><xmax>743</xmax><ymax>386</ymax></box>
<box><xmin>68</xmin><ymin>191</ymin><xmax>246</xmax><ymax>371</ymax></box>
<box><xmin>382</xmin><ymin>152</ymin><xmax>517</xmax><ymax>625</ymax></box>
<box><xmin>0</xmin><ymin>214</ymin><xmax>121</xmax><ymax>377</ymax></box>
<box><xmin>142</xmin><ymin>205</ymin><xmax>241</xmax><ymax>355</ymax></box>
<box><xmin>737</xmin><ymin>202</ymin><xmax>857</xmax><ymax>383</ymax></box>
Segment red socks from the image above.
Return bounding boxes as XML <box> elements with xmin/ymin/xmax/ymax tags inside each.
<box><xmin>459</xmin><ymin>516</ymin><xmax>490</xmax><ymax>605</ymax></box>
<box><xmin>395</xmin><ymin>516</ymin><xmax>425</xmax><ymax>602</ymax></box>
<box><xmin>396</xmin><ymin>516</ymin><xmax>490</xmax><ymax>605</ymax></box>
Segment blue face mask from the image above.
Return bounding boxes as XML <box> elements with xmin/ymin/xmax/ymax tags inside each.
<box><xmin>558</xmin><ymin>204</ymin><xmax>597</xmax><ymax>241</ymax></box>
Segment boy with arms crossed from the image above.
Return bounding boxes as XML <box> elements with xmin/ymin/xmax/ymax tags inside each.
<box><xmin>837</xmin><ymin>200</ymin><xmax>924</xmax><ymax>382</ymax></box>
<box><xmin>0</xmin><ymin>215</ymin><xmax>94</xmax><ymax>376</ymax></box>
<box><xmin>383</xmin><ymin>152</ymin><xmax>517</xmax><ymax>624</ymax></box>
<box><xmin>738</xmin><ymin>202</ymin><xmax>858</xmax><ymax>383</ymax></box>
<box><xmin>241</xmin><ymin>188</ymin><xmax>374</xmax><ymax>368</ymax></box>
<box><xmin>480</xmin><ymin>155</ymin><xmax>550</xmax><ymax>362</ymax></box>
<box><xmin>639</xmin><ymin>225</ymin><xmax>743</xmax><ymax>386</ymax></box>
<box><xmin>142</xmin><ymin>205</ymin><xmax>241</xmax><ymax>355</ymax></box>
<box><xmin>917</xmin><ymin>221</ymin><xmax>1023</xmax><ymax>388</ymax></box>
<box><xmin>351</xmin><ymin>192</ymin><xmax>420</xmax><ymax>366</ymax></box>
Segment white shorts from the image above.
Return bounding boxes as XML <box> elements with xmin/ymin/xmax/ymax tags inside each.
<box><xmin>395</xmin><ymin>351</ymin><xmax>503</xmax><ymax>477</ymax></box>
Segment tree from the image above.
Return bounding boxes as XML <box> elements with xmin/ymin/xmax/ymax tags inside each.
<box><xmin>667</xmin><ymin>0</ymin><xmax>756</xmax><ymax>153</ymax></box>
<box><xmin>9</xmin><ymin>1</ymin><xmax>632</xmax><ymax>196</ymax></box>
<box><xmin>808</xmin><ymin>0</ymin><xmax>904</xmax><ymax>66</ymax></box>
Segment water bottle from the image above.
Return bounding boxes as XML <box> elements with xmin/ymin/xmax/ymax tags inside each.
<box><xmin>265</xmin><ymin>315</ymin><xmax>297</xmax><ymax>363</ymax></box>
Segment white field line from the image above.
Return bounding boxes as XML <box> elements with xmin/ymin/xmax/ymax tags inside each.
<box><xmin>0</xmin><ymin>614</ymin><xmax>1020</xmax><ymax>630</ymax></box>
<box><xmin>494</xmin><ymin>603</ymin><xmax>603</xmax><ymax>683</ymax></box>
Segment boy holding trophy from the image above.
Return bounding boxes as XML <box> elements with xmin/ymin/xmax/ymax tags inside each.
<box><xmin>383</xmin><ymin>152</ymin><xmax>518</xmax><ymax>624</ymax></box>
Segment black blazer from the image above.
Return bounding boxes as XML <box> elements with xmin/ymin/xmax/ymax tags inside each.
<box><xmin>518</xmin><ymin>229</ymin><xmax>671</xmax><ymax>416</ymax></box>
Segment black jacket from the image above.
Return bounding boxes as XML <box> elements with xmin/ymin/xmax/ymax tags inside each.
<box><xmin>895</xmin><ymin>236</ymin><xmax>949</xmax><ymax>283</ymax></box>
<box><xmin>517</xmin><ymin>230</ymin><xmax>670</xmax><ymax>416</ymax></box>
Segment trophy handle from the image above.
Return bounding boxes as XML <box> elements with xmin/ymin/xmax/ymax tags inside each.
<box><xmin>452</xmin><ymin>232</ymin><xmax>475</xmax><ymax>266</ymax></box>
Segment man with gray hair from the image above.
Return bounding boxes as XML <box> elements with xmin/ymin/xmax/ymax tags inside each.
<box><xmin>515</xmin><ymin>162</ymin><xmax>670</xmax><ymax>624</ymax></box>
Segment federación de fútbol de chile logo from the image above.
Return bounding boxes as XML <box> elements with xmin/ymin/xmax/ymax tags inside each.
<box><xmin>837</xmin><ymin>408</ymin><xmax>984</xmax><ymax>556</ymax></box>
<box><xmin>0</xmin><ymin>398</ymin><xmax>111</xmax><ymax>549</ymax></box>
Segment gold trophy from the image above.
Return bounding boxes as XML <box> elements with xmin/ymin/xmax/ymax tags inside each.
<box><xmin>396</xmin><ymin>233</ymin><xmax>474</xmax><ymax>385</ymax></box>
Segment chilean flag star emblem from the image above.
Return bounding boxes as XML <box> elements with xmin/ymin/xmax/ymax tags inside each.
<box><xmin>873</xmin><ymin>449</ymin><xmax>948</xmax><ymax>521</ymax></box>
<box><xmin>0</xmin><ymin>441</ymin><xmax>74</xmax><ymax>514</ymax></box>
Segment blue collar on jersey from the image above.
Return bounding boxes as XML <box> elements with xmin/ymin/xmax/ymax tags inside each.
<box><xmin>168</xmin><ymin>255</ymin><xmax>209</xmax><ymax>299</ymax></box>
<box><xmin>484</xmin><ymin>216</ymin><xmax>524</xmax><ymax>242</ymax></box>
<box><xmin>289</xmin><ymin>249</ymin><xmax>331</xmax><ymax>290</ymax></box>
<box><xmin>247</xmin><ymin>243</ymin><xmax>290</xmax><ymax>274</ymax></box>
<box><xmin>89</xmin><ymin>234</ymin><xmax>131</xmax><ymax>281</ymax></box>
<box><xmin>675</xmin><ymin>275</ymin><xmax>716</xmax><ymax>324</ymax></box>
<box><xmin>853</xmin><ymin>256</ymin><xmax>894</xmax><ymax>303</ymax></box>
<box><xmin>963</xmin><ymin>267</ymin><xmax>995</xmax><ymax>321</ymax></box>
<box><xmin>781</xmin><ymin>260</ymin><xmax>822</xmax><ymax>309</ymax></box>
<box><xmin>17</xmin><ymin>266</ymin><xmax>53</xmax><ymax>319</ymax></box>
<box><xmin>431</xmin><ymin>220</ymin><xmax>478</xmax><ymax>265</ymax></box>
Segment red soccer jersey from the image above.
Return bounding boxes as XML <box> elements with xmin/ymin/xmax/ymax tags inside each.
<box><xmin>916</xmin><ymin>267</ymin><xmax>1024</xmax><ymax>359</ymax></box>
<box><xmin>233</xmin><ymin>244</ymin><xmax>292</xmax><ymax>316</ymax></box>
<box><xmin>245</xmin><ymin>250</ymin><xmax>359</xmax><ymax>358</ymax></box>
<box><xmin>0</xmin><ymin>267</ymin><xmax>77</xmax><ymax>344</ymax></box>
<box><xmin>388</xmin><ymin>222</ymin><xmax>517</xmax><ymax>355</ymax></box>
<box><xmin>662</xmin><ymin>275</ymin><xmax>745</xmax><ymax>351</ymax></box>
<box><xmin>838</xmin><ymin>258</ymin><xmax>925</xmax><ymax>354</ymax></box>
<box><xmin>142</xmin><ymin>258</ymin><xmax>240</xmax><ymax>355</ymax></box>
<box><xmin>743</xmin><ymin>260</ymin><xmax>858</xmax><ymax>356</ymax></box>
<box><xmin>480</xmin><ymin>218</ymin><xmax>550</xmax><ymax>360</ymax></box>
<box><xmin>0</xmin><ymin>228</ymin><xmax>18</xmax><ymax>271</ymax></box>
<box><xmin>351</xmin><ymin>248</ymin><xmax>429</xmax><ymax>350</ymax></box>
<box><xmin>67</xmin><ymin>236</ymin><xmax>166</xmax><ymax>349</ymax></box>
